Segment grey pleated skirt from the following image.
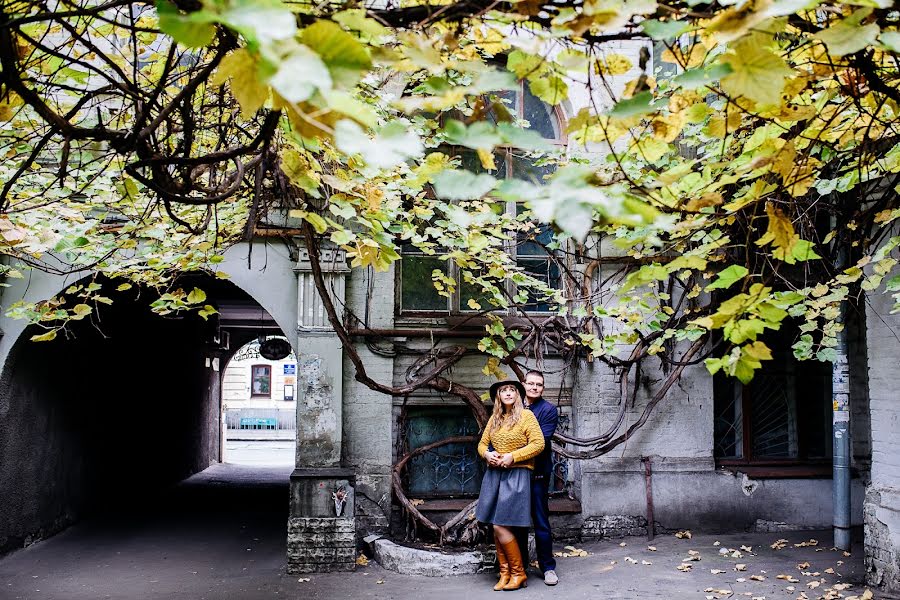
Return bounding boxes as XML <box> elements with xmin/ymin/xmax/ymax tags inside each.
<box><xmin>475</xmin><ymin>467</ymin><xmax>532</xmax><ymax>527</ymax></box>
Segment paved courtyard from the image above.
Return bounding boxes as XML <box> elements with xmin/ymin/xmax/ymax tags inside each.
<box><xmin>0</xmin><ymin>464</ymin><xmax>881</xmax><ymax>600</ymax></box>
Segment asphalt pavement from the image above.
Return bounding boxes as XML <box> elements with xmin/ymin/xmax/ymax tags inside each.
<box><xmin>0</xmin><ymin>462</ymin><xmax>882</xmax><ymax>600</ymax></box>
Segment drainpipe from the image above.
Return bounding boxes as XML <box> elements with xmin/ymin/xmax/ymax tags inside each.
<box><xmin>832</xmin><ymin>218</ymin><xmax>851</xmax><ymax>551</ymax></box>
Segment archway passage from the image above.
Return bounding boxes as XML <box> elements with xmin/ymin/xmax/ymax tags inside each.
<box><xmin>0</xmin><ymin>274</ymin><xmax>293</xmax><ymax>557</ymax></box>
<box><xmin>221</xmin><ymin>335</ymin><xmax>297</xmax><ymax>468</ymax></box>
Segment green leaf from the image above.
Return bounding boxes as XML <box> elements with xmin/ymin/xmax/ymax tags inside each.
<box><xmin>330</xmin><ymin>229</ymin><xmax>355</xmax><ymax>245</ymax></box>
<box><xmin>268</xmin><ymin>44</ymin><xmax>332</xmax><ymax>103</ymax></box>
<box><xmin>529</xmin><ymin>76</ymin><xmax>567</xmax><ymax>105</ymax></box>
<box><xmin>30</xmin><ymin>329</ymin><xmax>58</xmax><ymax>342</ymax></box>
<box><xmin>116</xmin><ymin>283</ymin><xmax>132</xmax><ymax>291</ymax></box>
<box><xmin>641</xmin><ymin>19</ymin><xmax>689</xmax><ymax>40</ymax></box>
<box><xmin>879</xmin><ymin>31</ymin><xmax>900</xmax><ymax>53</ymax></box>
<box><xmin>71</xmin><ymin>304</ymin><xmax>92</xmax><ymax>320</ymax></box>
<box><xmin>707</xmin><ymin>265</ymin><xmax>749</xmax><ymax>290</ymax></box>
<box><xmin>198</xmin><ymin>305</ymin><xmax>218</xmax><ymax>320</ymax></box>
<box><xmin>219</xmin><ymin>0</ymin><xmax>296</xmax><ymax>45</ymax></box>
<box><xmin>816</xmin><ymin>10</ymin><xmax>880</xmax><ymax>57</ymax></box>
<box><xmin>721</xmin><ymin>40</ymin><xmax>793</xmax><ymax>105</ymax></box>
<box><xmin>673</xmin><ymin>63</ymin><xmax>733</xmax><ymax>90</ymax></box>
<box><xmin>607</xmin><ymin>91</ymin><xmax>656</xmax><ymax>118</ymax></box>
<box><xmin>332</xmin><ymin>9</ymin><xmax>389</xmax><ymax>39</ymax></box>
<box><xmin>334</xmin><ymin>120</ymin><xmax>423</xmax><ymax>169</ymax></box>
<box><xmin>443</xmin><ymin>120</ymin><xmax>503</xmax><ymax>150</ymax></box>
<box><xmin>156</xmin><ymin>0</ymin><xmax>216</xmax><ymax>48</ymax></box>
<box><xmin>497</xmin><ymin>123</ymin><xmax>553</xmax><ymax>151</ymax></box>
<box><xmin>433</xmin><ymin>170</ymin><xmax>497</xmax><ymax>200</ymax></box>
<box><xmin>791</xmin><ymin>239</ymin><xmax>822</xmax><ymax>262</ymax></box>
<box><xmin>187</xmin><ymin>288</ymin><xmax>207</xmax><ymax>304</ymax></box>
<box><xmin>301</xmin><ymin>20</ymin><xmax>372</xmax><ymax>88</ymax></box>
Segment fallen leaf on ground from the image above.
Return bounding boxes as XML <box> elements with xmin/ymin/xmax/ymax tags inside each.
<box><xmin>833</xmin><ymin>583</ymin><xmax>851</xmax><ymax>590</ymax></box>
<box><xmin>648</xmin><ymin>546</ymin><xmax>657</xmax><ymax>551</ymax></box>
<box><xmin>776</xmin><ymin>574</ymin><xmax>799</xmax><ymax>583</ymax></box>
<box><xmin>796</xmin><ymin>562</ymin><xmax>809</xmax><ymax>570</ymax></box>
<box><xmin>735</xmin><ymin>564</ymin><xmax>747</xmax><ymax>571</ymax></box>
<box><xmin>624</xmin><ymin>556</ymin><xmax>637</xmax><ymax>564</ymax></box>
<box><xmin>740</xmin><ymin>545</ymin><xmax>753</xmax><ymax>552</ymax></box>
<box><xmin>771</xmin><ymin>539</ymin><xmax>789</xmax><ymax>550</ymax></box>
<box><xmin>824</xmin><ymin>568</ymin><xmax>835</xmax><ymax>574</ymax></box>
<box><xmin>410</xmin><ymin>499</ymin><xmax>424</xmax><ymax>506</ymax></box>
<box><xmin>376</xmin><ymin>579</ymin><xmax>384</xmax><ymax>584</ymax></box>
<box><xmin>807</xmin><ymin>581</ymin><xmax>821</xmax><ymax>589</ymax></box>
<box><xmin>675</xmin><ymin>530</ymin><xmax>692</xmax><ymax>539</ymax></box>
<box><xmin>356</xmin><ymin>554</ymin><xmax>370</xmax><ymax>566</ymax></box>
<box><xmin>749</xmin><ymin>575</ymin><xmax>765</xmax><ymax>581</ymax></box>
<box><xmin>711</xmin><ymin>569</ymin><xmax>727</xmax><ymax>574</ymax></box>
<box><xmin>737</xmin><ymin>577</ymin><xmax>747</xmax><ymax>582</ymax></box>
<box><xmin>713</xmin><ymin>541</ymin><xmax>721</xmax><ymax>546</ymax></box>
<box><xmin>297</xmin><ymin>578</ymin><xmax>310</xmax><ymax>582</ymax></box>
<box><xmin>642</xmin><ymin>560</ymin><xmax>652</xmax><ymax>565</ymax></box>
<box><xmin>677</xmin><ymin>564</ymin><xmax>692</xmax><ymax>572</ymax></box>
<box><xmin>794</xmin><ymin>539</ymin><xmax>818</xmax><ymax>547</ymax></box>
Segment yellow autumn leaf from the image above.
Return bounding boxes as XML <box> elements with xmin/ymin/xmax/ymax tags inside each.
<box><xmin>720</xmin><ymin>38</ymin><xmax>792</xmax><ymax>106</ymax></box>
<box><xmin>596</xmin><ymin>53</ymin><xmax>632</xmax><ymax>75</ymax></box>
<box><xmin>661</xmin><ymin>42</ymin><xmax>707</xmax><ymax>68</ymax></box>
<box><xmin>211</xmin><ymin>49</ymin><xmax>269</xmax><ymax>118</ymax></box>
<box><xmin>755</xmin><ymin>202</ymin><xmax>795</xmax><ymax>255</ymax></box>
<box><xmin>477</xmin><ymin>148</ymin><xmax>497</xmax><ymax>170</ymax></box>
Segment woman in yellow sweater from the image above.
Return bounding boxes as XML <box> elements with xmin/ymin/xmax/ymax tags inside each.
<box><xmin>475</xmin><ymin>379</ymin><xmax>545</xmax><ymax>591</ymax></box>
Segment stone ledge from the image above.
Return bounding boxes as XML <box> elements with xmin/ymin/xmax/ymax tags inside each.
<box><xmin>373</xmin><ymin>539</ymin><xmax>492</xmax><ymax>577</ymax></box>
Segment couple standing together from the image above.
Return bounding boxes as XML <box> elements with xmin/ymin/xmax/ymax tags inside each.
<box><xmin>475</xmin><ymin>370</ymin><xmax>559</xmax><ymax>591</ymax></box>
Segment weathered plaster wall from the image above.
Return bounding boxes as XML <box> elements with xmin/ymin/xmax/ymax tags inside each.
<box><xmin>342</xmin><ymin>266</ymin><xmax>395</xmax><ymax>536</ymax></box>
<box><xmin>864</xmin><ymin>286</ymin><xmax>900</xmax><ymax>592</ymax></box>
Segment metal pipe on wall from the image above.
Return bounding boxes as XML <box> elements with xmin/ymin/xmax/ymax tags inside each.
<box><xmin>832</xmin><ymin>216</ymin><xmax>851</xmax><ymax>551</ymax></box>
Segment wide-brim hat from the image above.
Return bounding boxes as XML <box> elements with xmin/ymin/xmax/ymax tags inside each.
<box><xmin>489</xmin><ymin>379</ymin><xmax>526</xmax><ymax>402</ymax></box>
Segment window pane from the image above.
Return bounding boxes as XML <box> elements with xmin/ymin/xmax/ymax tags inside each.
<box><xmin>251</xmin><ymin>365</ymin><xmax>271</xmax><ymax>396</ymax></box>
<box><xmin>749</xmin><ymin>372</ymin><xmax>796</xmax><ymax>458</ymax></box>
<box><xmin>459</xmin><ymin>270</ymin><xmax>496</xmax><ymax>311</ymax></box>
<box><xmin>713</xmin><ymin>375</ymin><xmax>743</xmax><ymax>458</ymax></box>
<box><xmin>517</xmin><ymin>257</ymin><xmax>560</xmax><ymax>312</ymax></box>
<box><xmin>404</xmin><ymin>407</ymin><xmax>484</xmax><ymax>496</ymax></box>
<box><xmin>401</xmin><ymin>255</ymin><xmax>449</xmax><ymax>311</ymax></box>
<box><xmin>457</xmin><ymin>148</ymin><xmax>504</xmax><ymax>177</ymax></box>
<box><xmin>522</xmin><ymin>84</ymin><xmax>561</xmax><ymax>139</ymax></box>
<box><xmin>511</xmin><ymin>152</ymin><xmax>554</xmax><ymax>185</ymax></box>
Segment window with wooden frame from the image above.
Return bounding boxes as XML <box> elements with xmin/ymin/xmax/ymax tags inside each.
<box><xmin>399</xmin><ymin>82</ymin><xmax>566</xmax><ymax>315</ymax></box>
<box><xmin>250</xmin><ymin>364</ymin><xmax>272</xmax><ymax>398</ymax></box>
<box><xmin>713</xmin><ymin>329</ymin><xmax>833</xmax><ymax>477</ymax></box>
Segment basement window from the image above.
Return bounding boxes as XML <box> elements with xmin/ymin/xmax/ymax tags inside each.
<box><xmin>713</xmin><ymin>330</ymin><xmax>832</xmax><ymax>475</ymax></box>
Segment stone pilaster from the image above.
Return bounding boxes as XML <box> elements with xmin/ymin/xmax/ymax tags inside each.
<box><xmin>288</xmin><ymin>246</ymin><xmax>356</xmax><ymax>574</ymax></box>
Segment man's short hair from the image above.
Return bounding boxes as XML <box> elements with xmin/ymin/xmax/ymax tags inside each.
<box><xmin>524</xmin><ymin>369</ymin><xmax>545</xmax><ymax>382</ymax></box>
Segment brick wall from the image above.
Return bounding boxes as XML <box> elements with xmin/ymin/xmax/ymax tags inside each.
<box><xmin>864</xmin><ymin>284</ymin><xmax>900</xmax><ymax>593</ymax></box>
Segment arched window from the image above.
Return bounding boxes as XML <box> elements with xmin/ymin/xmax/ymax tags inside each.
<box><xmin>400</xmin><ymin>82</ymin><xmax>566</xmax><ymax>314</ymax></box>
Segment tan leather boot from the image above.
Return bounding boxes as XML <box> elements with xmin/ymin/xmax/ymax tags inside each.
<box><xmin>493</xmin><ymin>533</ymin><xmax>509</xmax><ymax>591</ymax></box>
<box><xmin>501</xmin><ymin>539</ymin><xmax>527</xmax><ymax>590</ymax></box>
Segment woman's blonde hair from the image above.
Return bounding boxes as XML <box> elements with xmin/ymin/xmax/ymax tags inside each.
<box><xmin>489</xmin><ymin>384</ymin><xmax>524</xmax><ymax>435</ymax></box>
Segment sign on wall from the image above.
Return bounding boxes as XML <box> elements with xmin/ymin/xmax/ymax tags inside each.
<box><xmin>284</xmin><ymin>364</ymin><xmax>297</xmax><ymax>375</ymax></box>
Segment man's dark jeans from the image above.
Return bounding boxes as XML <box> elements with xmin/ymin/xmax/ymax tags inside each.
<box><xmin>514</xmin><ymin>475</ymin><xmax>556</xmax><ymax>574</ymax></box>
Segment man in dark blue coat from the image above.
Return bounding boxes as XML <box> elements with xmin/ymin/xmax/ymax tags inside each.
<box><xmin>515</xmin><ymin>369</ymin><xmax>559</xmax><ymax>585</ymax></box>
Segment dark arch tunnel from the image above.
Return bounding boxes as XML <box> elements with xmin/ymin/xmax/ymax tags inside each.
<box><xmin>0</xmin><ymin>274</ymin><xmax>288</xmax><ymax>556</ymax></box>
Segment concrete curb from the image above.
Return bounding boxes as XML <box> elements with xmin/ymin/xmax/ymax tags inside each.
<box><xmin>372</xmin><ymin>539</ymin><xmax>493</xmax><ymax>577</ymax></box>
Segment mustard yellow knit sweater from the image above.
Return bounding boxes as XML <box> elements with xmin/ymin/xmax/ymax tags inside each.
<box><xmin>477</xmin><ymin>411</ymin><xmax>545</xmax><ymax>470</ymax></box>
